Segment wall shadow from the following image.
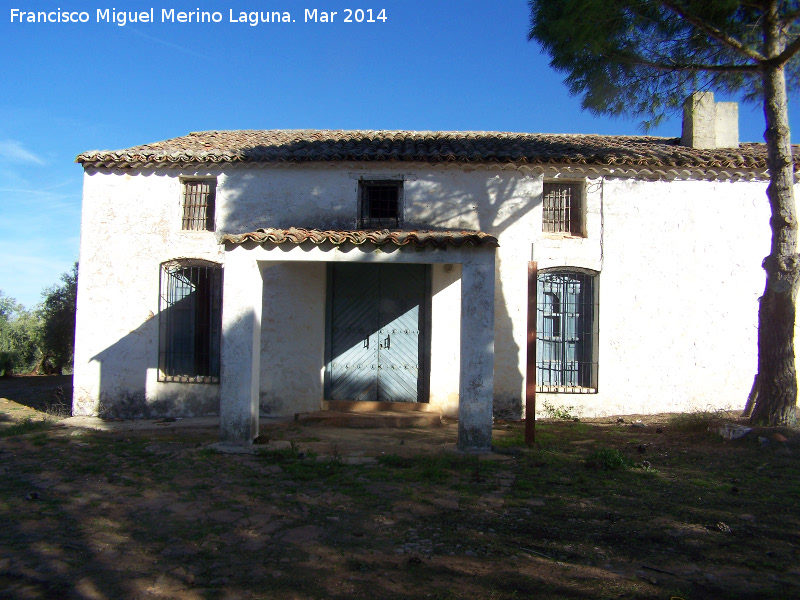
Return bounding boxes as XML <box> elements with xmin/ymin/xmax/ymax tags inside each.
<box><xmin>85</xmin><ymin>302</ymin><xmax>219</xmax><ymax>419</ymax></box>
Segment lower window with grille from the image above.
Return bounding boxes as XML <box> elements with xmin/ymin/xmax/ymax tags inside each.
<box><xmin>158</xmin><ymin>261</ymin><xmax>222</xmax><ymax>383</ymax></box>
<box><xmin>536</xmin><ymin>270</ymin><xmax>597</xmax><ymax>393</ymax></box>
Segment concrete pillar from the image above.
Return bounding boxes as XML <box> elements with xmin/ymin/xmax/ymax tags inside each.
<box><xmin>458</xmin><ymin>249</ymin><xmax>496</xmax><ymax>451</ymax></box>
<box><xmin>219</xmin><ymin>248</ymin><xmax>262</xmax><ymax>444</ymax></box>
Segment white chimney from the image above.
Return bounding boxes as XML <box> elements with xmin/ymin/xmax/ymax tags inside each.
<box><xmin>681</xmin><ymin>92</ymin><xmax>739</xmax><ymax>149</ymax></box>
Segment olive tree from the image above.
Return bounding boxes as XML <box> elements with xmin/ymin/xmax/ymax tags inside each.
<box><xmin>0</xmin><ymin>293</ymin><xmax>40</xmax><ymax>376</ymax></box>
<box><xmin>38</xmin><ymin>262</ymin><xmax>78</xmax><ymax>375</ymax></box>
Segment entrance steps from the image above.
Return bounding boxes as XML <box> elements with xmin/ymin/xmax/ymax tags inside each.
<box><xmin>295</xmin><ymin>401</ymin><xmax>443</xmax><ymax>428</ymax></box>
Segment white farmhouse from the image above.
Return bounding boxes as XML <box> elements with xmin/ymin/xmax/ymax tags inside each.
<box><xmin>73</xmin><ymin>93</ymin><xmax>799</xmax><ymax>450</ymax></box>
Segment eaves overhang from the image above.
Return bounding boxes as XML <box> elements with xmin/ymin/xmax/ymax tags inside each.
<box><xmin>76</xmin><ymin>129</ymin><xmax>800</xmax><ymax>176</ymax></box>
<box><xmin>220</xmin><ymin>227</ymin><xmax>499</xmax><ymax>249</ymax></box>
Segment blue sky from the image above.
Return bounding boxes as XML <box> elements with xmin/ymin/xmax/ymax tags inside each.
<box><xmin>1</xmin><ymin>0</ymin><xmax>798</xmax><ymax>308</ymax></box>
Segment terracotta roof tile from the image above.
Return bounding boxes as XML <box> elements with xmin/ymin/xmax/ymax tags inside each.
<box><xmin>76</xmin><ymin>129</ymin><xmax>798</xmax><ymax>172</ymax></box>
<box><xmin>221</xmin><ymin>227</ymin><xmax>499</xmax><ymax>248</ymax></box>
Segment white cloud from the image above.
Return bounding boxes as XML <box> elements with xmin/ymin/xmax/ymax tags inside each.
<box><xmin>0</xmin><ymin>139</ymin><xmax>45</xmax><ymax>165</ymax></box>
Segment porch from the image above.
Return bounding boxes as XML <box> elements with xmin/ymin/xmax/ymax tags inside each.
<box><xmin>217</xmin><ymin>228</ymin><xmax>498</xmax><ymax>451</ymax></box>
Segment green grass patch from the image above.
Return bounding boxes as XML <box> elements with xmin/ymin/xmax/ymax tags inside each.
<box><xmin>492</xmin><ymin>431</ymin><xmax>525</xmax><ymax>448</ymax></box>
<box><xmin>72</xmin><ymin>462</ymin><xmax>106</xmax><ymax>475</ymax></box>
<box><xmin>258</xmin><ymin>445</ymin><xmax>304</xmax><ymax>462</ymax></box>
<box><xmin>0</xmin><ymin>417</ymin><xmax>52</xmax><ymax>437</ymax></box>
<box><xmin>254</xmin><ymin>446</ymin><xmax>359</xmax><ymax>483</ymax></box>
<box><xmin>375</xmin><ymin>453</ymin><xmax>459</xmax><ymax>482</ymax></box>
<box><xmin>281</xmin><ymin>458</ymin><xmax>347</xmax><ymax>481</ymax></box>
<box><xmin>531</xmin><ymin>426</ymin><xmax>558</xmax><ymax>448</ymax></box>
<box><xmin>29</xmin><ymin>432</ymin><xmax>50</xmax><ymax>446</ymax></box>
<box><xmin>374</xmin><ymin>452</ymin><xmax>504</xmax><ymax>485</ymax></box>
<box><xmin>571</xmin><ymin>422</ymin><xmax>591</xmax><ymax>435</ymax></box>
<box><xmin>586</xmin><ymin>447</ymin><xmax>632</xmax><ymax>470</ymax></box>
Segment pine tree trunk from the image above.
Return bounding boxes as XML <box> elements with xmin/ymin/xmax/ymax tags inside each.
<box><xmin>741</xmin><ymin>374</ymin><xmax>758</xmax><ymax>418</ymax></box>
<box><xmin>750</xmin><ymin>2</ymin><xmax>799</xmax><ymax>426</ymax></box>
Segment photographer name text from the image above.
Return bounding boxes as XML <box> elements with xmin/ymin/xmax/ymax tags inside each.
<box><xmin>9</xmin><ymin>7</ymin><xmax>387</xmax><ymax>26</ymax></box>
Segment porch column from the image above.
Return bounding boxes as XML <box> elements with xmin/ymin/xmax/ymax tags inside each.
<box><xmin>458</xmin><ymin>249</ymin><xmax>496</xmax><ymax>451</ymax></box>
<box><xmin>219</xmin><ymin>248</ymin><xmax>262</xmax><ymax>444</ymax></box>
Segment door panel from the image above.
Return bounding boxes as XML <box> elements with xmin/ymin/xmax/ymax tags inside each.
<box><xmin>376</xmin><ymin>264</ymin><xmax>425</xmax><ymax>402</ymax></box>
<box><xmin>328</xmin><ymin>264</ymin><xmax>379</xmax><ymax>401</ymax></box>
<box><xmin>328</xmin><ymin>263</ymin><xmax>428</xmax><ymax>402</ymax></box>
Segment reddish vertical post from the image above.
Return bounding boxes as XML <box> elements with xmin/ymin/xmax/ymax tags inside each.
<box><xmin>526</xmin><ymin>261</ymin><xmax>537</xmax><ymax>446</ymax></box>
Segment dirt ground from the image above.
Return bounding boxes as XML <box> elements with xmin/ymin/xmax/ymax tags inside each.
<box><xmin>1</xmin><ymin>376</ymin><xmax>799</xmax><ymax>600</ymax></box>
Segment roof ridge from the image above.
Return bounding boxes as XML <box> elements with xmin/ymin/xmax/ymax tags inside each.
<box><xmin>182</xmin><ymin>128</ymin><xmax>677</xmax><ymax>138</ymax></box>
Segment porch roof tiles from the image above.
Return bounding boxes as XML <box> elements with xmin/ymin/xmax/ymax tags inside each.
<box><xmin>221</xmin><ymin>227</ymin><xmax>499</xmax><ymax>248</ymax></box>
<box><xmin>75</xmin><ymin>129</ymin><xmax>798</xmax><ymax>172</ymax></box>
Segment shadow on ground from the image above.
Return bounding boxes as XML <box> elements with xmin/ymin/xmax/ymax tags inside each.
<box><xmin>0</xmin><ymin>375</ymin><xmax>72</xmax><ymax>414</ymax></box>
<box><xmin>1</xmin><ymin>377</ymin><xmax>799</xmax><ymax>599</ymax></box>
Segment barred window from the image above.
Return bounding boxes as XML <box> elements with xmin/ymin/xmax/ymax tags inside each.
<box><xmin>542</xmin><ymin>182</ymin><xmax>582</xmax><ymax>235</ymax></box>
<box><xmin>536</xmin><ymin>270</ymin><xmax>597</xmax><ymax>393</ymax></box>
<box><xmin>182</xmin><ymin>179</ymin><xmax>216</xmax><ymax>231</ymax></box>
<box><xmin>158</xmin><ymin>261</ymin><xmax>222</xmax><ymax>383</ymax></box>
<box><xmin>359</xmin><ymin>180</ymin><xmax>402</xmax><ymax>228</ymax></box>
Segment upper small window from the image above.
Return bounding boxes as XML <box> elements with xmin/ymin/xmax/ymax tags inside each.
<box><xmin>182</xmin><ymin>179</ymin><xmax>216</xmax><ymax>231</ymax></box>
<box><xmin>542</xmin><ymin>182</ymin><xmax>582</xmax><ymax>236</ymax></box>
<box><xmin>359</xmin><ymin>180</ymin><xmax>402</xmax><ymax>229</ymax></box>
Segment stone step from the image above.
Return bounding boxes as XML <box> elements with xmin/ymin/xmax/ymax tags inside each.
<box><xmin>323</xmin><ymin>400</ymin><xmax>436</xmax><ymax>413</ymax></box>
<box><xmin>295</xmin><ymin>410</ymin><xmax>443</xmax><ymax>429</ymax></box>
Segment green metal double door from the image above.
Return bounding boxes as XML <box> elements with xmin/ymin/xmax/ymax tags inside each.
<box><xmin>326</xmin><ymin>263</ymin><xmax>430</xmax><ymax>403</ymax></box>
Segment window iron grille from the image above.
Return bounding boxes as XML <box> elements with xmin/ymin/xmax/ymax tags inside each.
<box><xmin>536</xmin><ymin>270</ymin><xmax>597</xmax><ymax>393</ymax></box>
<box><xmin>182</xmin><ymin>180</ymin><xmax>216</xmax><ymax>231</ymax></box>
<box><xmin>158</xmin><ymin>262</ymin><xmax>222</xmax><ymax>383</ymax></box>
<box><xmin>359</xmin><ymin>180</ymin><xmax>401</xmax><ymax>228</ymax></box>
<box><xmin>542</xmin><ymin>182</ymin><xmax>582</xmax><ymax>235</ymax></box>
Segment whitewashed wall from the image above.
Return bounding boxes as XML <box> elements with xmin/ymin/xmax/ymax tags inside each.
<box><xmin>258</xmin><ymin>262</ymin><xmax>326</xmax><ymax>416</ymax></box>
<box><xmin>535</xmin><ymin>177</ymin><xmax>791</xmax><ymax>418</ymax></box>
<box><xmin>73</xmin><ymin>161</ymin><xmax>792</xmax><ymax>420</ymax></box>
<box><xmin>73</xmin><ymin>168</ymin><xmax>224</xmax><ymax>417</ymax></box>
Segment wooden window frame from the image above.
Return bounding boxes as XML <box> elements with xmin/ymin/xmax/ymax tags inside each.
<box><xmin>181</xmin><ymin>179</ymin><xmax>216</xmax><ymax>231</ymax></box>
<box><xmin>542</xmin><ymin>181</ymin><xmax>584</xmax><ymax>236</ymax></box>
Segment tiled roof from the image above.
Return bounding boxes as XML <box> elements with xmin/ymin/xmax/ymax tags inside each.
<box><xmin>221</xmin><ymin>227</ymin><xmax>499</xmax><ymax>248</ymax></box>
<box><xmin>75</xmin><ymin>129</ymin><xmax>798</xmax><ymax>172</ymax></box>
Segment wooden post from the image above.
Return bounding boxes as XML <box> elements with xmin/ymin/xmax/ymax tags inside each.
<box><xmin>526</xmin><ymin>261</ymin><xmax>537</xmax><ymax>446</ymax></box>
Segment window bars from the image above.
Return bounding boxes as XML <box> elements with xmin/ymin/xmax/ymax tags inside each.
<box><xmin>536</xmin><ymin>270</ymin><xmax>597</xmax><ymax>393</ymax></box>
<box><xmin>542</xmin><ymin>182</ymin><xmax>582</xmax><ymax>235</ymax></box>
<box><xmin>182</xmin><ymin>180</ymin><xmax>216</xmax><ymax>231</ymax></box>
<box><xmin>158</xmin><ymin>262</ymin><xmax>222</xmax><ymax>383</ymax></box>
<box><xmin>360</xmin><ymin>180</ymin><xmax>401</xmax><ymax>228</ymax></box>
